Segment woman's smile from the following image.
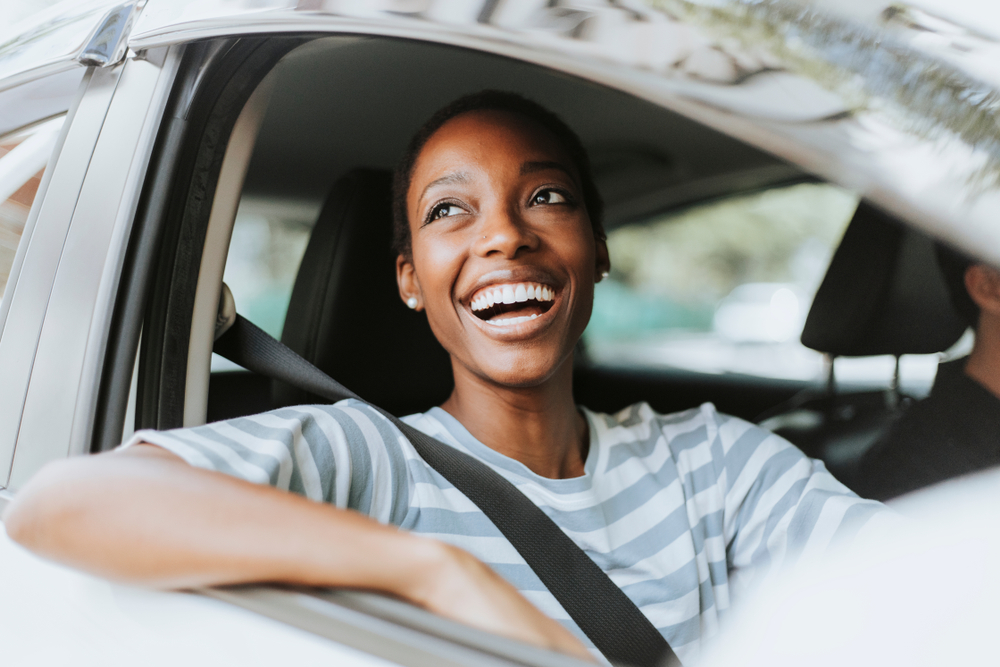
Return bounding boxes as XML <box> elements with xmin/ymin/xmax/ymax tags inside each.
<box><xmin>470</xmin><ymin>282</ymin><xmax>555</xmax><ymax>326</ymax></box>
<box><xmin>462</xmin><ymin>267</ymin><xmax>562</xmax><ymax>337</ymax></box>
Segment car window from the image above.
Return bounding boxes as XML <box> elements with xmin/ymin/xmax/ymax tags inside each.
<box><xmin>0</xmin><ymin>115</ymin><xmax>64</xmax><ymax>303</ymax></box>
<box><xmin>584</xmin><ymin>182</ymin><xmax>950</xmax><ymax>394</ymax></box>
<box><xmin>212</xmin><ymin>198</ymin><xmax>314</xmax><ymax>370</ymax></box>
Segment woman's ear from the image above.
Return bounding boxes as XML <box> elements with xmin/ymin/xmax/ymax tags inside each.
<box><xmin>966</xmin><ymin>264</ymin><xmax>1000</xmax><ymax>317</ymax></box>
<box><xmin>595</xmin><ymin>238</ymin><xmax>611</xmax><ymax>282</ymax></box>
<box><xmin>396</xmin><ymin>254</ymin><xmax>423</xmax><ymax>311</ymax></box>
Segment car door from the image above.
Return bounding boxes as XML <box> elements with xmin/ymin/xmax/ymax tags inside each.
<box><xmin>0</xmin><ymin>10</ymin><xmax>596</xmax><ymax>667</ymax></box>
<box><xmin>0</xmin><ymin>11</ymin><xmax>395</xmax><ymax>667</ymax></box>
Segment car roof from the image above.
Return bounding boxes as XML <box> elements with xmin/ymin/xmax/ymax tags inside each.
<box><xmin>242</xmin><ymin>35</ymin><xmax>804</xmax><ymax>230</ymax></box>
<box><xmin>2</xmin><ymin>0</ymin><xmax>998</xmax><ymax>264</ymax></box>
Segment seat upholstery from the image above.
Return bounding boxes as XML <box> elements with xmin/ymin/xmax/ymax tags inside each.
<box><xmin>767</xmin><ymin>200</ymin><xmax>969</xmax><ymax>490</ymax></box>
<box><xmin>801</xmin><ymin>201</ymin><xmax>967</xmax><ymax>356</ymax></box>
<box><xmin>275</xmin><ymin>169</ymin><xmax>453</xmax><ymax>415</ymax></box>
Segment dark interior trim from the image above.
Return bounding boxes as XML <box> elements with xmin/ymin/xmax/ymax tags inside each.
<box><xmin>574</xmin><ymin>363</ymin><xmax>814</xmax><ymax>422</ymax></box>
<box><xmin>90</xmin><ymin>44</ymin><xmax>194</xmax><ymax>452</ymax></box>
<box><xmin>603</xmin><ymin>166</ymin><xmax>812</xmax><ymax>230</ymax></box>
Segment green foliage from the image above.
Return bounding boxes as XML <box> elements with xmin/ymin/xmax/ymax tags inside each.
<box><xmin>586</xmin><ymin>183</ymin><xmax>856</xmax><ymax>340</ymax></box>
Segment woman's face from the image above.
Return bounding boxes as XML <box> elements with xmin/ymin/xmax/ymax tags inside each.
<box><xmin>398</xmin><ymin>110</ymin><xmax>609</xmax><ymax>388</ymax></box>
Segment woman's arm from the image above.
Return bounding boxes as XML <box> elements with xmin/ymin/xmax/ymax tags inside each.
<box><xmin>3</xmin><ymin>444</ymin><xmax>592</xmax><ymax>660</ymax></box>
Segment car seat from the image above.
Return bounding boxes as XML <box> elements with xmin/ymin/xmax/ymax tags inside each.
<box><xmin>272</xmin><ymin>168</ymin><xmax>453</xmax><ymax>416</ymax></box>
<box><xmin>758</xmin><ymin>200</ymin><xmax>968</xmax><ymax>489</ymax></box>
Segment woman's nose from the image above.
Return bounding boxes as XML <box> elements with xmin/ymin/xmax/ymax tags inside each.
<box><xmin>474</xmin><ymin>205</ymin><xmax>539</xmax><ymax>258</ymax></box>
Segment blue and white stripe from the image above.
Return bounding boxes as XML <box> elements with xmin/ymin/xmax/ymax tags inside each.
<box><xmin>125</xmin><ymin>399</ymin><xmax>884</xmax><ymax>664</ymax></box>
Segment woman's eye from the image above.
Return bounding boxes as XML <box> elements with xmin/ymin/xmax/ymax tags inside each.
<box><xmin>430</xmin><ymin>203</ymin><xmax>463</xmax><ymax>221</ymax></box>
<box><xmin>532</xmin><ymin>189</ymin><xmax>568</xmax><ymax>206</ymax></box>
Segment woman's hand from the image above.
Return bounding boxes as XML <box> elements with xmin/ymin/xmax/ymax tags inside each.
<box><xmin>402</xmin><ymin>539</ymin><xmax>596</xmax><ymax>662</ymax></box>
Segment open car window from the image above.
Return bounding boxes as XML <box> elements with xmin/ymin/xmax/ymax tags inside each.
<box><xmin>584</xmin><ymin>182</ymin><xmax>963</xmax><ymax>397</ymax></box>
<box><xmin>211</xmin><ymin>198</ymin><xmax>313</xmax><ymax>373</ymax></box>
<box><xmin>111</xmin><ymin>24</ymin><xmax>987</xmax><ymax>666</ymax></box>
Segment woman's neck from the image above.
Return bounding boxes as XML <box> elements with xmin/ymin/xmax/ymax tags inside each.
<box><xmin>441</xmin><ymin>357</ymin><xmax>588</xmax><ymax>480</ymax></box>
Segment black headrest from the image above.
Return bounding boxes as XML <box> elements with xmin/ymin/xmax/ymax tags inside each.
<box><xmin>800</xmin><ymin>201</ymin><xmax>967</xmax><ymax>357</ymax></box>
<box><xmin>275</xmin><ymin>169</ymin><xmax>453</xmax><ymax>415</ymax></box>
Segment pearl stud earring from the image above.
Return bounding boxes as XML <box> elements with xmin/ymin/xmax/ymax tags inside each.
<box><xmin>600</xmin><ymin>271</ymin><xmax>610</xmax><ymax>280</ymax></box>
<box><xmin>406</xmin><ymin>297</ymin><xmax>418</xmax><ymax>309</ymax></box>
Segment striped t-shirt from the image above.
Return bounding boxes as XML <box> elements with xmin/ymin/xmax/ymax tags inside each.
<box><xmin>125</xmin><ymin>400</ymin><xmax>885</xmax><ymax>664</ymax></box>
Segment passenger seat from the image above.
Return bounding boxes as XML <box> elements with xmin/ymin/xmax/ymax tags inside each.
<box><xmin>758</xmin><ymin>201</ymin><xmax>968</xmax><ymax>490</ymax></box>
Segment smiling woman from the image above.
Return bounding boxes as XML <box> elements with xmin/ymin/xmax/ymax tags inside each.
<box><xmin>4</xmin><ymin>90</ymin><xmax>890</xmax><ymax>666</ymax></box>
<box><xmin>395</xmin><ymin>97</ymin><xmax>607</xmax><ymax>478</ymax></box>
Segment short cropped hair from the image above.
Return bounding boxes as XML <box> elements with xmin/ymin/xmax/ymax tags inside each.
<box><xmin>935</xmin><ymin>243</ymin><xmax>979</xmax><ymax>328</ymax></box>
<box><xmin>391</xmin><ymin>90</ymin><xmax>604</xmax><ymax>258</ymax></box>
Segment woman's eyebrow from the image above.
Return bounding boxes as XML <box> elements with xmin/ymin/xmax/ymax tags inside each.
<box><xmin>420</xmin><ymin>171</ymin><xmax>470</xmax><ymax>201</ymax></box>
<box><xmin>520</xmin><ymin>161</ymin><xmax>573</xmax><ymax>178</ymax></box>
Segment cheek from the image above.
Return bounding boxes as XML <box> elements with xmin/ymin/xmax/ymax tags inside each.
<box><xmin>559</xmin><ymin>224</ymin><xmax>599</xmax><ymax>317</ymax></box>
<box><xmin>411</xmin><ymin>231</ymin><xmax>467</xmax><ymax>304</ymax></box>
<box><xmin>555</xmin><ymin>220</ymin><xmax>598</xmax><ymax>274</ymax></box>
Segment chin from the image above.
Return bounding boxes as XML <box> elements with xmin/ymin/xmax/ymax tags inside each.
<box><xmin>477</xmin><ymin>350</ymin><xmax>571</xmax><ymax>388</ymax></box>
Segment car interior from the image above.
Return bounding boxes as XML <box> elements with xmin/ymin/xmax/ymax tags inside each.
<box><xmin>98</xmin><ymin>34</ymin><xmax>971</xmax><ymax>498</ymax></box>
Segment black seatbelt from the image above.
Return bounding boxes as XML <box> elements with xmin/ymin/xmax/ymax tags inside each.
<box><xmin>214</xmin><ymin>315</ymin><xmax>679</xmax><ymax>667</ymax></box>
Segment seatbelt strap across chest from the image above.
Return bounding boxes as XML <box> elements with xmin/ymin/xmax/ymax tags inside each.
<box><xmin>214</xmin><ymin>315</ymin><xmax>679</xmax><ymax>667</ymax></box>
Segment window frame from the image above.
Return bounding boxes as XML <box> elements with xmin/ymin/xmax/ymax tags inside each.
<box><xmin>0</xmin><ymin>68</ymin><xmax>93</xmax><ymax>488</ymax></box>
<box><xmin>6</xmin><ymin>47</ymin><xmax>179</xmax><ymax>489</ymax></box>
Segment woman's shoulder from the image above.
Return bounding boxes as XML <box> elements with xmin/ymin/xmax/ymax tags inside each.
<box><xmin>129</xmin><ymin>398</ymin><xmax>417</xmax><ymax>464</ymax></box>
<box><xmin>264</xmin><ymin>398</ymin><xmax>402</xmax><ymax>439</ymax></box>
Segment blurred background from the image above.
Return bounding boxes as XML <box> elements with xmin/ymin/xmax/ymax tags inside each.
<box><xmin>221</xmin><ymin>181</ymin><xmax>970</xmax><ymax>395</ymax></box>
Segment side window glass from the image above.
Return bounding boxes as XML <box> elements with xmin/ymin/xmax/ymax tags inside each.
<box><xmin>213</xmin><ymin>200</ymin><xmax>314</xmax><ymax>370</ymax></box>
<box><xmin>586</xmin><ymin>183</ymin><xmax>860</xmax><ymax>382</ymax></box>
<box><xmin>0</xmin><ymin>115</ymin><xmax>64</xmax><ymax>303</ymax></box>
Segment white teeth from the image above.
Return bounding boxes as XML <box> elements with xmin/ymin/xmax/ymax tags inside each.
<box><xmin>469</xmin><ymin>282</ymin><xmax>556</xmax><ymax>311</ymax></box>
